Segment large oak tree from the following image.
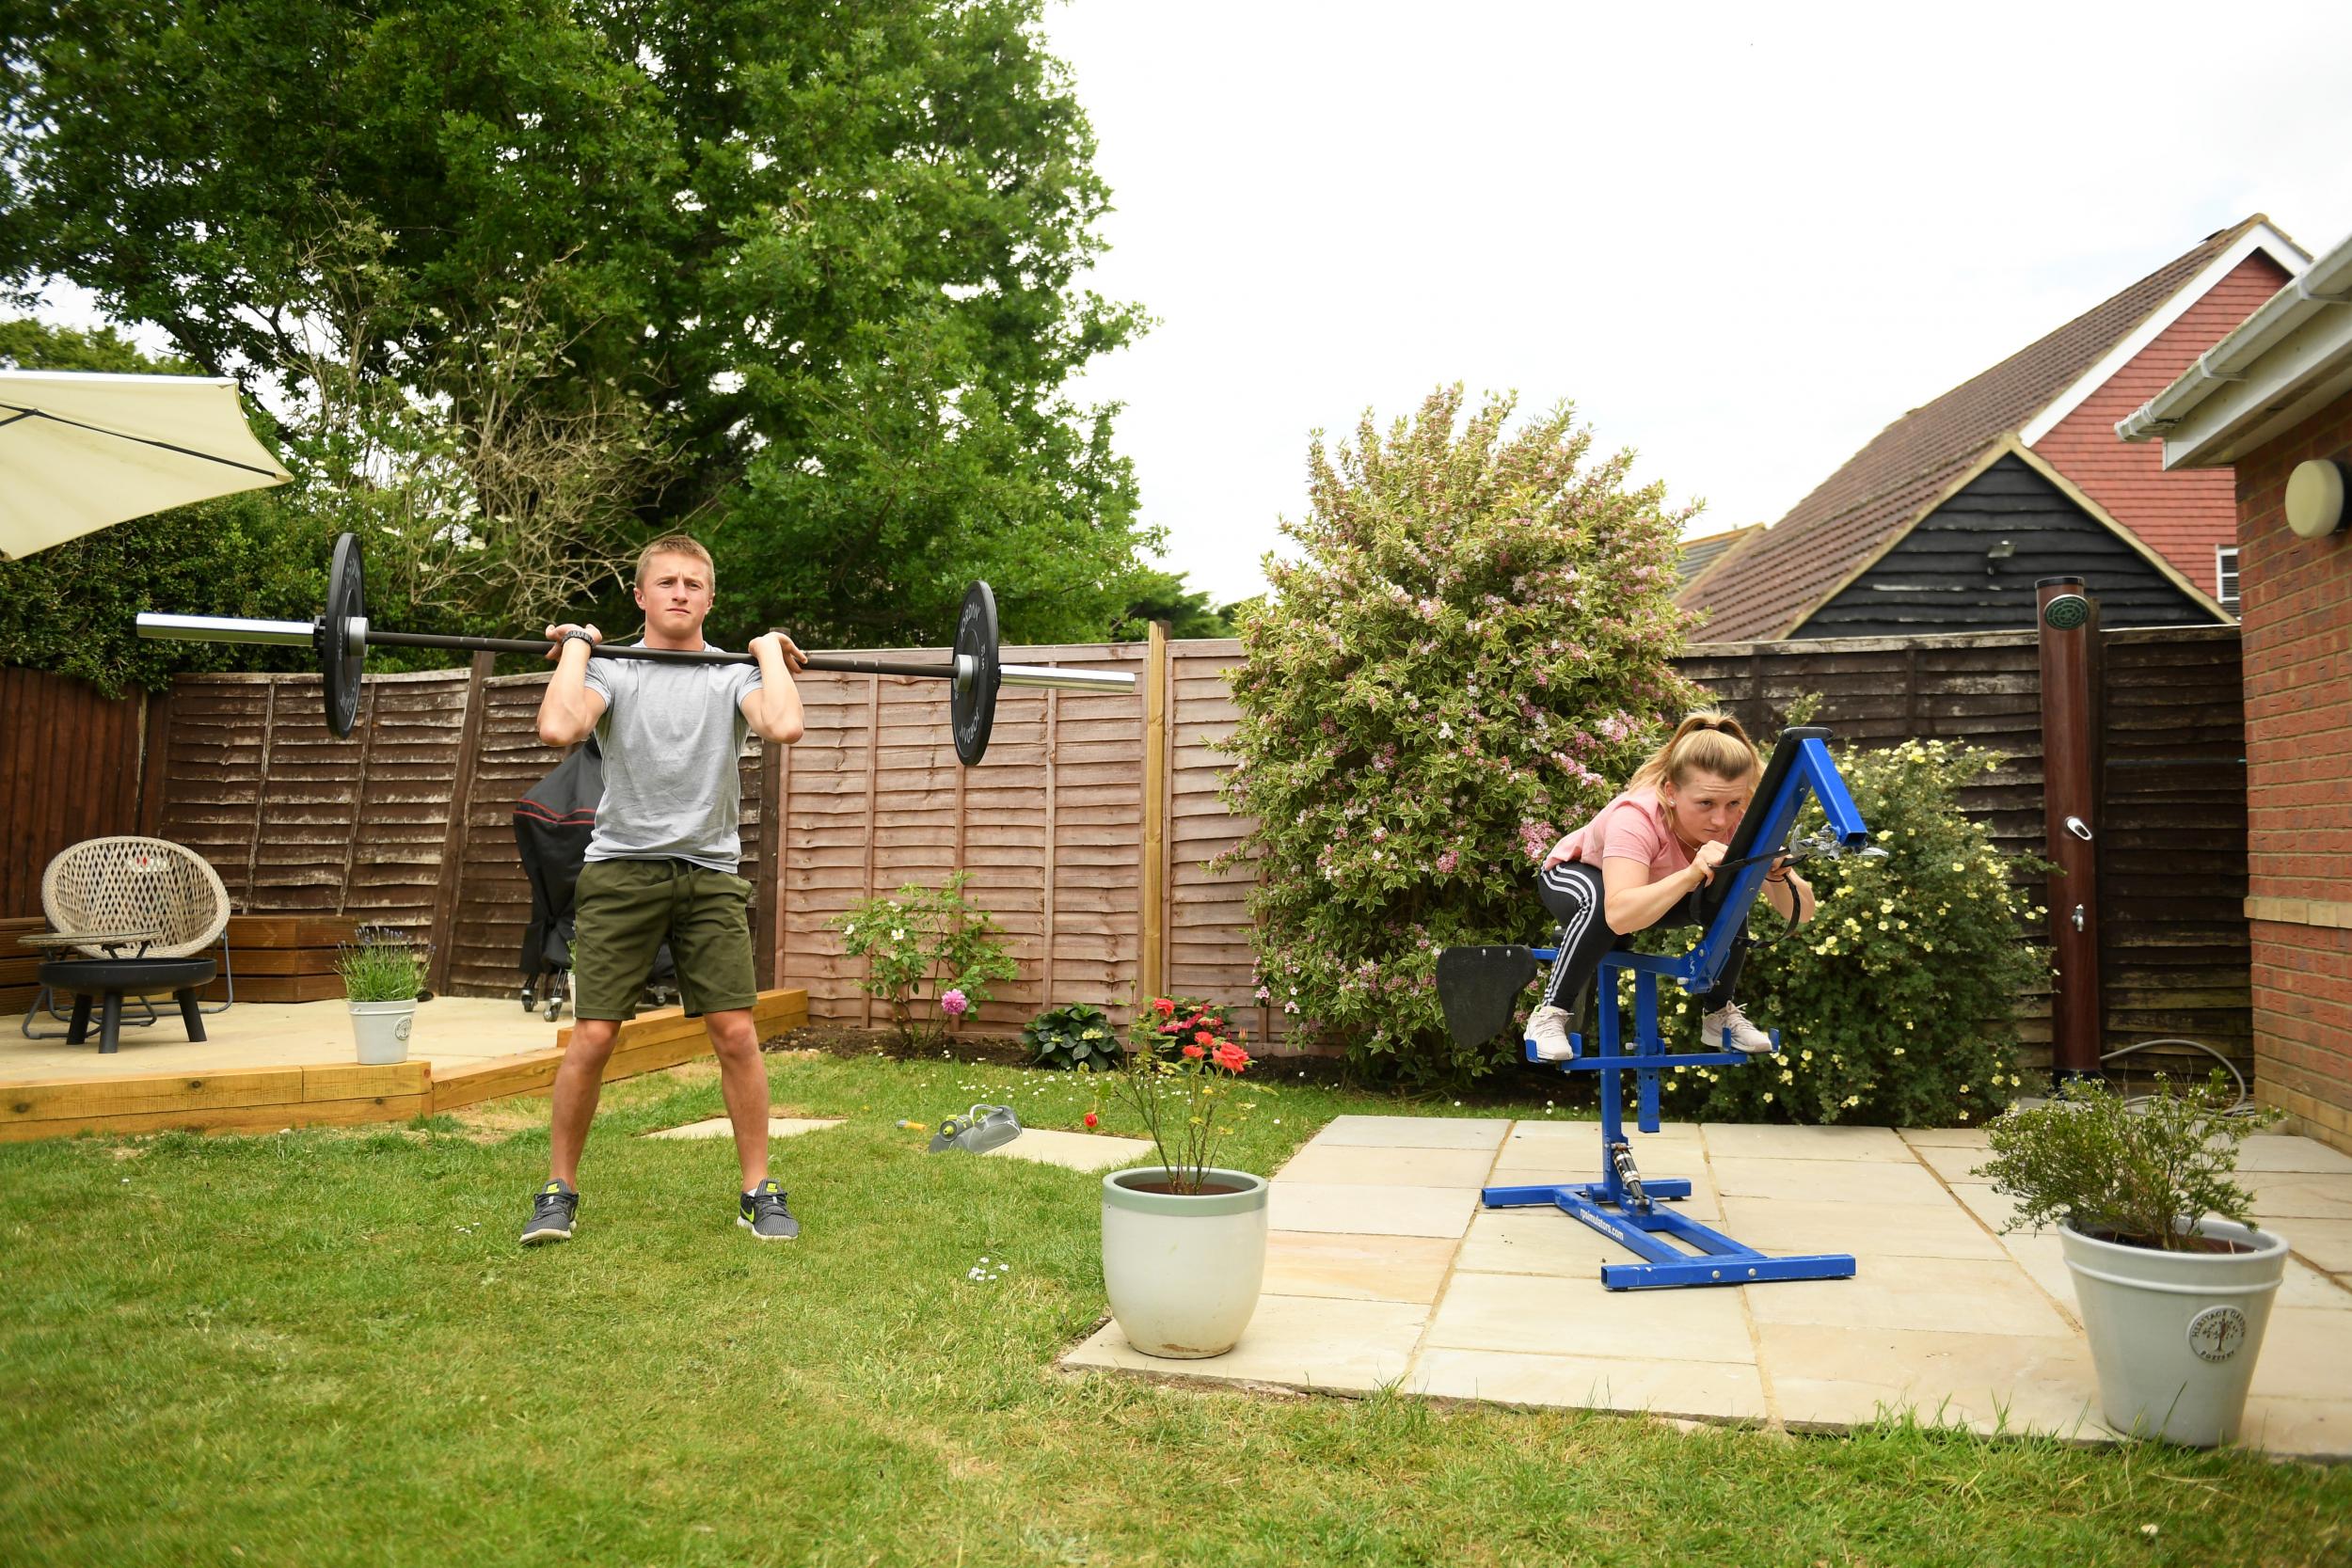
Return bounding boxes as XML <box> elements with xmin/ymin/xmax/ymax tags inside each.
<box><xmin>2</xmin><ymin>0</ymin><xmax>1152</xmax><ymax>648</ymax></box>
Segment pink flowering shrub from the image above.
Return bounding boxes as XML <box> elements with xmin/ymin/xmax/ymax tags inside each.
<box><xmin>1216</xmin><ymin>386</ymin><xmax>1706</xmax><ymax>1083</ymax></box>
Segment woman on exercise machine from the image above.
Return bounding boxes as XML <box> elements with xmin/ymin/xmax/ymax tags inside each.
<box><xmin>1525</xmin><ymin>712</ymin><xmax>1814</xmax><ymax>1062</ymax></box>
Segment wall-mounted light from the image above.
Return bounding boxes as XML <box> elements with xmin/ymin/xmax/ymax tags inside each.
<box><xmin>1985</xmin><ymin>538</ymin><xmax>2015</xmax><ymax>578</ymax></box>
<box><xmin>2285</xmin><ymin>459</ymin><xmax>2350</xmax><ymax>540</ymax></box>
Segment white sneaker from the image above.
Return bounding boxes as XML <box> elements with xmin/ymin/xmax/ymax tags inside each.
<box><xmin>1525</xmin><ymin>1005</ymin><xmax>1578</xmax><ymax>1062</ymax></box>
<box><xmin>1702</xmin><ymin>1003</ymin><xmax>1775</xmax><ymax>1053</ymax></box>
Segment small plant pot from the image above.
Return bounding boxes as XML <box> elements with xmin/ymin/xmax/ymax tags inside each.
<box><xmin>1101</xmin><ymin>1166</ymin><xmax>1269</xmax><ymax>1359</ymax></box>
<box><xmin>347</xmin><ymin>1000</ymin><xmax>417</xmax><ymax>1066</ymax></box>
<box><xmin>2061</xmin><ymin>1216</ymin><xmax>2289</xmax><ymax>1447</ymax></box>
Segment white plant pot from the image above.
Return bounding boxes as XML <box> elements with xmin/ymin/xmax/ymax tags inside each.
<box><xmin>1102</xmin><ymin>1166</ymin><xmax>1269</xmax><ymax>1359</ymax></box>
<box><xmin>2060</xmin><ymin>1216</ymin><xmax>2289</xmax><ymax>1447</ymax></box>
<box><xmin>348</xmin><ymin>1000</ymin><xmax>416</xmax><ymax>1066</ymax></box>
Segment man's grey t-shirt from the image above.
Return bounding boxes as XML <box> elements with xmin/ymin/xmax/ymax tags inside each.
<box><xmin>580</xmin><ymin>646</ymin><xmax>763</xmax><ymax>871</ymax></box>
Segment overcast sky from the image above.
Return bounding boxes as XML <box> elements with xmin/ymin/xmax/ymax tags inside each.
<box><xmin>1041</xmin><ymin>1</ymin><xmax>2352</xmax><ymax>605</ymax></box>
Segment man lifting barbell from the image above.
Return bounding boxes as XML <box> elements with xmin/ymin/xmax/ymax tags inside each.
<box><xmin>138</xmin><ymin>529</ymin><xmax>1139</xmax><ymax>1248</ymax></box>
<box><xmin>523</xmin><ymin>533</ymin><xmax>806</xmax><ymax>1246</ymax></box>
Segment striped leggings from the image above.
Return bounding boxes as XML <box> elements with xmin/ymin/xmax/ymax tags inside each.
<box><xmin>1534</xmin><ymin>860</ymin><xmax>1750</xmax><ymax>1016</ymax></box>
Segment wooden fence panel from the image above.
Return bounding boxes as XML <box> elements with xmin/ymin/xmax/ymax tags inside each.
<box><xmin>156</xmin><ymin>671</ymin><xmax>469</xmax><ymax>924</ymax></box>
<box><xmin>771</xmin><ymin>644</ymin><xmax>1147</xmax><ymax>1030</ymax></box>
<box><xmin>0</xmin><ymin>667</ymin><xmax>148</xmax><ymax>921</ymax></box>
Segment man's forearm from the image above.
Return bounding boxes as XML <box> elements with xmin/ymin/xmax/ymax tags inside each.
<box><xmin>747</xmin><ymin>651</ymin><xmax>803</xmax><ymax>743</ymax></box>
<box><xmin>536</xmin><ymin>646</ymin><xmax>599</xmax><ymax>745</ymax></box>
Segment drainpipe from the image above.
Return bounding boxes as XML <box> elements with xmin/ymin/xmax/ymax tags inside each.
<box><xmin>2036</xmin><ymin>578</ymin><xmax>2103</xmax><ymax>1084</ymax></box>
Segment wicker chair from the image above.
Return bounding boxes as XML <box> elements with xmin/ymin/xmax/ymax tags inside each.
<box><xmin>24</xmin><ymin>837</ymin><xmax>235</xmax><ymax>1052</ymax></box>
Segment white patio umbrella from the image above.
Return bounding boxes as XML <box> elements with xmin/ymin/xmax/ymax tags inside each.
<box><xmin>0</xmin><ymin>369</ymin><xmax>294</xmax><ymax>559</ymax></box>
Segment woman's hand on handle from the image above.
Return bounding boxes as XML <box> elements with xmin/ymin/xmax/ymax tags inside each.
<box><xmin>1689</xmin><ymin>840</ymin><xmax>1728</xmax><ymax>886</ymax></box>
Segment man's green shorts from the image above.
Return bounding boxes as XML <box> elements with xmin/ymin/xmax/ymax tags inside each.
<box><xmin>571</xmin><ymin>859</ymin><xmax>757</xmax><ymax>1021</ymax></box>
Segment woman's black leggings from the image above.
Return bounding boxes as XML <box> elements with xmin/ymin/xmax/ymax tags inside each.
<box><xmin>1534</xmin><ymin>861</ymin><xmax>1749</xmax><ymax>1017</ymax></box>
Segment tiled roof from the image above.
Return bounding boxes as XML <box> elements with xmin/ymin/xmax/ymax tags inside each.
<box><xmin>1680</xmin><ymin>216</ymin><xmax>2271</xmax><ymax>641</ymax></box>
<box><xmin>1675</xmin><ymin>522</ymin><xmax>1766</xmax><ymax>587</ymax></box>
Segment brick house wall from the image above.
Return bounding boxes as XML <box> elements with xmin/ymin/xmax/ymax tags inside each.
<box><xmin>2035</xmin><ymin>252</ymin><xmax>2291</xmax><ymax>601</ymax></box>
<box><xmin>2234</xmin><ymin>387</ymin><xmax>2352</xmax><ymax>1148</ymax></box>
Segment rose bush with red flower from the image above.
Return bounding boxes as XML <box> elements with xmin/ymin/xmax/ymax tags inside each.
<box><xmin>1108</xmin><ymin>994</ymin><xmax>1268</xmax><ymax>1193</ymax></box>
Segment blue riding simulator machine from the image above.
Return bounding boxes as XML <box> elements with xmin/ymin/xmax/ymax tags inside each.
<box><xmin>1437</xmin><ymin>726</ymin><xmax>1882</xmax><ymax>1291</ymax></box>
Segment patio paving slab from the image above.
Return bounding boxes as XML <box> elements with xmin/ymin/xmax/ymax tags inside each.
<box><xmin>1063</xmin><ymin>1293</ymin><xmax>1426</xmax><ymax>1393</ymax></box>
<box><xmin>1709</xmin><ymin>1155</ymin><xmax>1952</xmax><ymax>1207</ymax></box>
<box><xmin>1757</xmin><ymin>1323</ymin><xmax>2104</xmax><ymax>1440</ymax></box>
<box><xmin>1700</xmin><ymin>1123</ymin><xmax>1913</xmax><ymax>1162</ymax></box>
<box><xmin>2240</xmin><ymin>1397</ymin><xmax>2352</xmax><ymax>1458</ymax></box>
<box><xmin>2238</xmin><ymin>1133</ymin><xmax>2352</xmax><ymax>1174</ymax></box>
<box><xmin>1406</xmin><ymin>1346</ymin><xmax>1767</xmax><ymax>1423</ymax></box>
<box><xmin>1273</xmin><ymin>1143</ymin><xmax>1499</xmax><ymax>1189</ymax></box>
<box><xmin>979</xmin><ymin>1128</ymin><xmax>1153</xmax><ymax>1172</ymax></box>
<box><xmin>1485</xmin><ymin>1162</ymin><xmax>1724</xmax><ymax>1211</ymax></box>
<box><xmin>1906</xmin><ymin>1141</ymin><xmax>1996</xmax><ymax>1185</ymax></box>
<box><xmin>1899</xmin><ymin>1126</ymin><xmax>1991</xmax><ymax>1148</ymax></box>
<box><xmin>1744</xmin><ymin>1255</ymin><xmax>2075</xmax><ymax>1338</ymax></box>
<box><xmin>1423</xmin><ymin>1269</ymin><xmax>1755</xmax><ymax>1363</ymax></box>
<box><xmin>1310</xmin><ymin>1115</ymin><xmax>1512</xmax><ymax>1151</ymax></box>
<box><xmin>2248</xmin><ymin>1307</ymin><xmax>2352</xmax><ymax>1402</ymax></box>
<box><xmin>1268</xmin><ymin>1180</ymin><xmax>1481</xmax><ymax>1239</ymax></box>
<box><xmin>2248</xmin><ymin>1174</ymin><xmax>2352</xmax><ymax>1221</ymax></box>
<box><xmin>1502</xmin><ymin>1117</ymin><xmax>1701</xmax><ymax>1146</ymax></box>
<box><xmin>643</xmin><ymin>1117</ymin><xmax>844</xmax><ymax>1141</ymax></box>
<box><xmin>2280</xmin><ymin>1215</ymin><xmax>2352</xmax><ymax>1275</ymax></box>
<box><xmin>1263</xmin><ymin>1230</ymin><xmax>1459</xmax><ymax>1305</ymax></box>
<box><xmin>1715</xmin><ymin>1195</ymin><xmax>2008</xmax><ymax>1261</ymax></box>
<box><xmin>1454</xmin><ymin>1207</ymin><xmax>1645</xmax><ymax>1277</ymax></box>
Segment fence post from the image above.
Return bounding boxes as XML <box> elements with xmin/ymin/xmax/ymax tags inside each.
<box><xmin>1139</xmin><ymin>622</ymin><xmax>1170</xmax><ymax>1003</ymax></box>
<box><xmin>427</xmin><ymin>653</ymin><xmax>496</xmax><ymax>996</ymax></box>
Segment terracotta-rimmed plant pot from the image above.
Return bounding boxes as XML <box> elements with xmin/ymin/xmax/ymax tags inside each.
<box><xmin>1101</xmin><ymin>1166</ymin><xmax>1269</xmax><ymax>1359</ymax></box>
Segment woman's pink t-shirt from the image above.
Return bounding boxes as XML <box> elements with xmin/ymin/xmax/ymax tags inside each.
<box><xmin>1556</xmin><ymin>788</ymin><xmax>1693</xmax><ymax>879</ymax></box>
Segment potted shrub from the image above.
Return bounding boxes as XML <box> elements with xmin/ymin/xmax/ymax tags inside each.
<box><xmin>1099</xmin><ymin>996</ymin><xmax>1270</xmax><ymax>1359</ymax></box>
<box><xmin>1975</xmin><ymin>1072</ymin><xmax>2288</xmax><ymax>1447</ymax></box>
<box><xmin>336</xmin><ymin>927</ymin><xmax>428</xmax><ymax>1066</ymax></box>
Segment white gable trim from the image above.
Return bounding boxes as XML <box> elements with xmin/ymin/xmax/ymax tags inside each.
<box><xmin>2019</xmin><ymin>223</ymin><xmax>2307</xmax><ymax>447</ymax></box>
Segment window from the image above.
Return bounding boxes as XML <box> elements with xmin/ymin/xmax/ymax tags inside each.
<box><xmin>2217</xmin><ymin>546</ymin><xmax>2240</xmax><ymax>610</ymax></box>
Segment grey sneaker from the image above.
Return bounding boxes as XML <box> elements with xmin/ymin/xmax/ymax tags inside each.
<box><xmin>520</xmin><ymin>1179</ymin><xmax>578</xmax><ymax>1245</ymax></box>
<box><xmin>1702</xmin><ymin>1003</ymin><xmax>1775</xmax><ymax>1053</ymax></box>
<box><xmin>1525</xmin><ymin>1005</ymin><xmax>1578</xmax><ymax>1063</ymax></box>
<box><xmin>739</xmin><ymin>1179</ymin><xmax>800</xmax><ymax>1242</ymax></box>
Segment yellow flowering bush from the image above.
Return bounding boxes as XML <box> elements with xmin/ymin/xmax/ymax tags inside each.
<box><xmin>1632</xmin><ymin>731</ymin><xmax>2047</xmax><ymax>1126</ymax></box>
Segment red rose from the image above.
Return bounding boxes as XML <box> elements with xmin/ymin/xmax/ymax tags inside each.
<box><xmin>1152</xmin><ymin>998</ymin><xmax>1175</xmax><ymax>1017</ymax></box>
<box><xmin>1193</xmin><ymin>1030</ymin><xmax>1214</xmax><ymax>1046</ymax></box>
<box><xmin>1182</xmin><ymin>1043</ymin><xmax>1205</xmax><ymax>1059</ymax></box>
<box><xmin>1212</xmin><ymin>1042</ymin><xmax>1250</xmax><ymax>1073</ymax></box>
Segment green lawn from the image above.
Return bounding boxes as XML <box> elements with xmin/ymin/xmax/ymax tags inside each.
<box><xmin>2</xmin><ymin>1050</ymin><xmax>2344</xmax><ymax>1568</ymax></box>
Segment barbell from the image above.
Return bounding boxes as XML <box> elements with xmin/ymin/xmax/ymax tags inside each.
<box><xmin>135</xmin><ymin>532</ymin><xmax>1134</xmax><ymax>767</ymax></box>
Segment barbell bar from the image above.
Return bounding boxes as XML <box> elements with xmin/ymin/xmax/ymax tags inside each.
<box><xmin>136</xmin><ymin>532</ymin><xmax>1133</xmax><ymax>767</ymax></box>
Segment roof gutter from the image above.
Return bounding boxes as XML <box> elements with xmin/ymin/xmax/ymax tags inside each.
<box><xmin>2118</xmin><ymin>230</ymin><xmax>2352</xmax><ymax>454</ymax></box>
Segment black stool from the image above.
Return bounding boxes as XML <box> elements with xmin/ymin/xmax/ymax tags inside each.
<box><xmin>37</xmin><ymin>957</ymin><xmax>218</xmax><ymax>1053</ymax></box>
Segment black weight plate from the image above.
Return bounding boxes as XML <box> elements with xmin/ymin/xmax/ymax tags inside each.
<box><xmin>320</xmin><ymin>531</ymin><xmax>366</xmax><ymax>736</ymax></box>
<box><xmin>950</xmin><ymin>581</ymin><xmax>999</xmax><ymax>768</ymax></box>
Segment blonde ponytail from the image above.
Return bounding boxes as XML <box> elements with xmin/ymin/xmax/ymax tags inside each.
<box><xmin>1627</xmin><ymin>711</ymin><xmax>1761</xmax><ymax>794</ymax></box>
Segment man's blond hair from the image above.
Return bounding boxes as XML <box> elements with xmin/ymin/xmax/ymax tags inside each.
<box><xmin>635</xmin><ymin>534</ymin><xmax>715</xmax><ymax>590</ymax></box>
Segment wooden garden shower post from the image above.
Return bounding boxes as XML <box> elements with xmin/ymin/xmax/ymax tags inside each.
<box><xmin>2037</xmin><ymin>577</ymin><xmax>2104</xmax><ymax>1084</ymax></box>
